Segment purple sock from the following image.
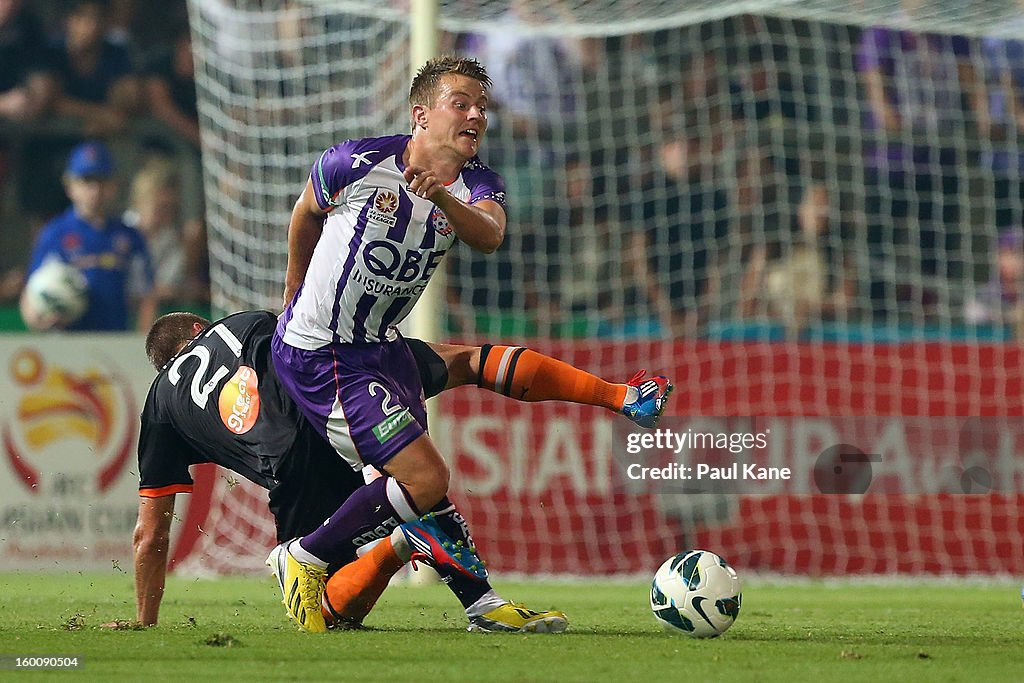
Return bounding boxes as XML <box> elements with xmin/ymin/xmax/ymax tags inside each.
<box><xmin>427</xmin><ymin>497</ymin><xmax>491</xmax><ymax>609</ymax></box>
<box><xmin>299</xmin><ymin>476</ymin><xmax>420</xmax><ymax>563</ymax></box>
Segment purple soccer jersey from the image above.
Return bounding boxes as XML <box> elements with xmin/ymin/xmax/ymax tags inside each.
<box><xmin>273</xmin><ymin>135</ymin><xmax>505</xmax><ymax>469</ymax></box>
<box><xmin>279</xmin><ymin>135</ymin><xmax>506</xmax><ymax>348</ymax></box>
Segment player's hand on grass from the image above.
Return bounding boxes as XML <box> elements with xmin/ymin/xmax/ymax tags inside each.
<box><xmin>100</xmin><ymin>619</ymin><xmax>149</xmax><ymax>630</ymax></box>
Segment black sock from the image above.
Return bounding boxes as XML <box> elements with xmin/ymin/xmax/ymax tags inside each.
<box><xmin>427</xmin><ymin>497</ymin><xmax>491</xmax><ymax>610</ymax></box>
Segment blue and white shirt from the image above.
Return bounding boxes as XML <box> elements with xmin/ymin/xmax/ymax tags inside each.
<box><xmin>27</xmin><ymin>207</ymin><xmax>153</xmax><ymax>331</ymax></box>
<box><xmin>280</xmin><ymin>135</ymin><xmax>505</xmax><ymax>348</ymax></box>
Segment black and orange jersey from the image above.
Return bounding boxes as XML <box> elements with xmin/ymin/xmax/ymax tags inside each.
<box><xmin>138</xmin><ymin>311</ymin><xmax>304</xmax><ymax>498</ymax></box>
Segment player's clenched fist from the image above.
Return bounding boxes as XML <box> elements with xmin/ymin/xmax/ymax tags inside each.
<box><xmin>404</xmin><ymin>165</ymin><xmax>447</xmax><ymax>201</ymax></box>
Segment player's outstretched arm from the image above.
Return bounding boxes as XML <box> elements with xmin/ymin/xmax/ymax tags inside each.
<box><xmin>282</xmin><ymin>177</ymin><xmax>329</xmax><ymax>309</ymax></box>
<box><xmin>133</xmin><ymin>494</ymin><xmax>176</xmax><ymax>626</ymax></box>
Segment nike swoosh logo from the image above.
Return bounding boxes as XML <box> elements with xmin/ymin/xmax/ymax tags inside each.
<box><xmin>690</xmin><ymin>596</ymin><xmax>717</xmax><ymax>630</ymax></box>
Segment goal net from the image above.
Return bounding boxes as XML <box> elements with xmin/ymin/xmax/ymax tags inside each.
<box><xmin>185</xmin><ymin>0</ymin><xmax>1024</xmax><ymax>577</ymax></box>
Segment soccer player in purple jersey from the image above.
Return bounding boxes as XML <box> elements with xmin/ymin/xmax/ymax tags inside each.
<box><xmin>269</xmin><ymin>56</ymin><xmax>672</xmax><ymax>633</ymax></box>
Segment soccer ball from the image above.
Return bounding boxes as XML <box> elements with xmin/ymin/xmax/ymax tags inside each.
<box><xmin>650</xmin><ymin>549</ymin><xmax>742</xmax><ymax>638</ymax></box>
<box><xmin>22</xmin><ymin>259</ymin><xmax>89</xmax><ymax>330</ymax></box>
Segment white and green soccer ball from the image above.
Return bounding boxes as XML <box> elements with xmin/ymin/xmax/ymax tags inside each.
<box><xmin>650</xmin><ymin>549</ymin><xmax>742</xmax><ymax>638</ymax></box>
<box><xmin>22</xmin><ymin>259</ymin><xmax>89</xmax><ymax>329</ymax></box>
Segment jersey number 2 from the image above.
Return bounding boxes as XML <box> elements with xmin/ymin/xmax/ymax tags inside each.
<box><xmin>368</xmin><ymin>381</ymin><xmax>402</xmax><ymax>415</ymax></box>
<box><xmin>168</xmin><ymin>324</ymin><xmax>244</xmax><ymax>409</ymax></box>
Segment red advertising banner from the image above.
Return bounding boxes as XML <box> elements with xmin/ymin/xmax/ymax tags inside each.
<box><xmin>436</xmin><ymin>340</ymin><xmax>1024</xmax><ymax>576</ymax></box>
<box><xmin>169</xmin><ymin>340</ymin><xmax>1024</xmax><ymax>576</ymax></box>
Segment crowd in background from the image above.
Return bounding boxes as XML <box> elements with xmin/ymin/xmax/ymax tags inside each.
<box><xmin>0</xmin><ymin>0</ymin><xmax>207</xmax><ymax>330</ymax></box>
<box><xmin>446</xmin><ymin>0</ymin><xmax>1024</xmax><ymax>340</ymax></box>
<box><xmin>5</xmin><ymin>0</ymin><xmax>1024</xmax><ymax>339</ymax></box>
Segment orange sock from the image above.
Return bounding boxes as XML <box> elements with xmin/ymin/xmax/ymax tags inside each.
<box><xmin>478</xmin><ymin>345</ymin><xmax>627</xmax><ymax>411</ymax></box>
<box><xmin>322</xmin><ymin>537</ymin><xmax>405</xmax><ymax>626</ymax></box>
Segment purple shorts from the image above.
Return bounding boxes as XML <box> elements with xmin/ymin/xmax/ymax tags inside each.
<box><xmin>271</xmin><ymin>332</ymin><xmax>427</xmax><ymax>471</ymax></box>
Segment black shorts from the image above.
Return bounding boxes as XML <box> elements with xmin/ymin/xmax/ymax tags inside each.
<box><xmin>268</xmin><ymin>421</ymin><xmax>365</xmax><ymax>545</ymax></box>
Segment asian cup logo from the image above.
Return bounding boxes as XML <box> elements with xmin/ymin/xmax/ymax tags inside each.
<box><xmin>2</xmin><ymin>348</ymin><xmax>135</xmax><ymax>494</ymax></box>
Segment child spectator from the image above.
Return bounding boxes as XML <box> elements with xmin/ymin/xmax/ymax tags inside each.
<box><xmin>22</xmin><ymin>140</ymin><xmax>155</xmax><ymax>331</ymax></box>
<box><xmin>125</xmin><ymin>156</ymin><xmax>207</xmax><ymax>307</ymax></box>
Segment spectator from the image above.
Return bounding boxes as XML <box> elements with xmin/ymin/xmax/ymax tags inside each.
<box><xmin>52</xmin><ymin>0</ymin><xmax>141</xmax><ymax>136</ymax></box>
<box><xmin>727</xmin><ymin>14</ymin><xmax>807</xmax><ymax>126</ymax></box>
<box><xmin>552</xmin><ymin>156</ymin><xmax>607</xmax><ymax>316</ymax></box>
<box><xmin>0</xmin><ymin>0</ymin><xmax>58</xmax><ymax>122</ymax></box>
<box><xmin>857</xmin><ymin>1</ymin><xmax>984</xmax><ymax>311</ymax></box>
<box><xmin>107</xmin><ymin>0</ymin><xmax>189</xmax><ymax>59</ymax></box>
<box><xmin>22</xmin><ymin>140</ymin><xmax>156</xmax><ymax>331</ymax></box>
<box><xmin>964</xmin><ymin>227</ymin><xmax>1024</xmax><ymax>336</ymax></box>
<box><xmin>636</xmin><ymin>129</ymin><xmax>730</xmax><ymax>336</ymax></box>
<box><xmin>739</xmin><ymin>180</ymin><xmax>857</xmax><ymax>337</ymax></box>
<box><xmin>124</xmin><ymin>156</ymin><xmax>207</xmax><ymax>308</ymax></box>
<box><xmin>542</xmin><ymin>155</ymin><xmax>650</xmax><ymax>335</ymax></box>
<box><xmin>472</xmin><ymin>0</ymin><xmax>582</xmax><ymax>143</ymax></box>
<box><xmin>0</xmin><ymin>0</ymin><xmax>58</xmax><ymax>244</ymax></box>
<box><xmin>979</xmin><ymin>2</ymin><xmax>1024</xmax><ymax>229</ymax></box>
<box><xmin>142</xmin><ymin>29</ymin><xmax>199</xmax><ymax>147</ymax></box>
<box><xmin>705</xmin><ymin>146</ymin><xmax>783</xmax><ymax>325</ymax></box>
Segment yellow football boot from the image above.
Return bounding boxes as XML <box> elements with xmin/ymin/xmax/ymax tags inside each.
<box><xmin>467</xmin><ymin>602</ymin><xmax>568</xmax><ymax>633</ymax></box>
<box><xmin>267</xmin><ymin>540</ymin><xmax>328</xmax><ymax>633</ymax></box>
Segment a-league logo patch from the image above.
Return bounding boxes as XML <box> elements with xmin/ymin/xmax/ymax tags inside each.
<box><xmin>374</xmin><ymin>190</ymin><xmax>398</xmax><ymax>214</ymax></box>
<box><xmin>430</xmin><ymin>206</ymin><xmax>453</xmax><ymax>236</ymax></box>
<box><xmin>368</xmin><ymin>189</ymin><xmax>399</xmax><ymax>227</ymax></box>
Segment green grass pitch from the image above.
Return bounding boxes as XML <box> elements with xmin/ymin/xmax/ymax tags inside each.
<box><xmin>0</xmin><ymin>572</ymin><xmax>1019</xmax><ymax>682</ymax></box>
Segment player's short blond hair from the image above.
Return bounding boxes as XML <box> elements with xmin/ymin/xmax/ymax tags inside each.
<box><xmin>409</xmin><ymin>54</ymin><xmax>491</xmax><ymax>115</ymax></box>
